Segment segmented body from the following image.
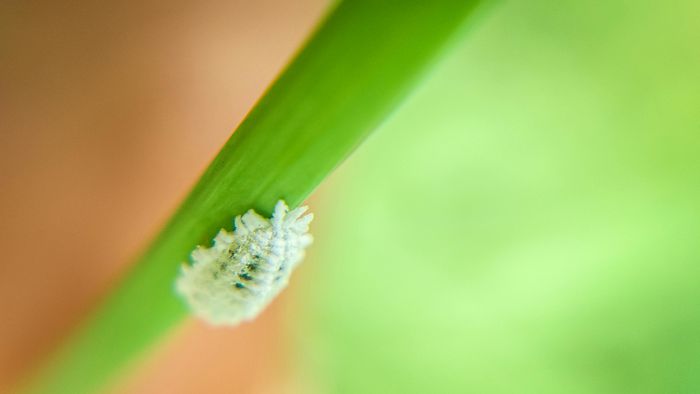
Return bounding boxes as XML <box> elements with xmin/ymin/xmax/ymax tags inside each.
<box><xmin>176</xmin><ymin>200</ymin><xmax>313</xmax><ymax>326</ymax></box>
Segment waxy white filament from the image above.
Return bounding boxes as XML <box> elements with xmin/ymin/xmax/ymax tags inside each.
<box><xmin>176</xmin><ymin>200</ymin><xmax>313</xmax><ymax>326</ymax></box>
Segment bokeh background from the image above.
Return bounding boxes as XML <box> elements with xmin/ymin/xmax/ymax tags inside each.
<box><xmin>2</xmin><ymin>0</ymin><xmax>699</xmax><ymax>393</ymax></box>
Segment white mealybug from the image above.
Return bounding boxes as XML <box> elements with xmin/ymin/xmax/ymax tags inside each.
<box><xmin>175</xmin><ymin>200</ymin><xmax>313</xmax><ymax>326</ymax></box>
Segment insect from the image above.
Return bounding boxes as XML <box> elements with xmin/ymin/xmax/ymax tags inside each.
<box><xmin>175</xmin><ymin>200</ymin><xmax>313</xmax><ymax>326</ymax></box>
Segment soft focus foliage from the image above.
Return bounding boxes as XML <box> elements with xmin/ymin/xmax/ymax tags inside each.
<box><xmin>300</xmin><ymin>1</ymin><xmax>700</xmax><ymax>393</ymax></box>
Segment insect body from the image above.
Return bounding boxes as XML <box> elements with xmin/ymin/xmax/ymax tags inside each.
<box><xmin>176</xmin><ymin>200</ymin><xmax>313</xmax><ymax>326</ymax></box>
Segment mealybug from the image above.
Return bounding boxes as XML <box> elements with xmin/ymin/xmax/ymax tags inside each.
<box><xmin>175</xmin><ymin>200</ymin><xmax>313</xmax><ymax>326</ymax></box>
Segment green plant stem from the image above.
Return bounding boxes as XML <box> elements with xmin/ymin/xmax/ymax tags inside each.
<box><xmin>22</xmin><ymin>1</ymin><xmax>485</xmax><ymax>393</ymax></box>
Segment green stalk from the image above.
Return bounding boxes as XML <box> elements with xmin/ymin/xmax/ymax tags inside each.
<box><xmin>23</xmin><ymin>1</ymin><xmax>485</xmax><ymax>393</ymax></box>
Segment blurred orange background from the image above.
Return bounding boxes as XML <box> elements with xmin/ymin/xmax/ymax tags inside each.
<box><xmin>0</xmin><ymin>1</ymin><xmax>326</xmax><ymax>392</ymax></box>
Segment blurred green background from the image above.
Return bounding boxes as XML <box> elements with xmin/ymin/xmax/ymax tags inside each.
<box><xmin>296</xmin><ymin>1</ymin><xmax>700</xmax><ymax>393</ymax></box>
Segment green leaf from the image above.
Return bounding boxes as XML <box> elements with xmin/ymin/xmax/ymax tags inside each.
<box><xmin>23</xmin><ymin>1</ymin><xmax>486</xmax><ymax>393</ymax></box>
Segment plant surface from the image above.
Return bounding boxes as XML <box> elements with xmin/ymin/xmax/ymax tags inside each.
<box><xmin>22</xmin><ymin>1</ymin><xmax>487</xmax><ymax>393</ymax></box>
